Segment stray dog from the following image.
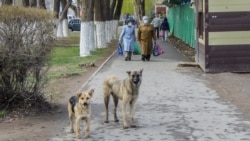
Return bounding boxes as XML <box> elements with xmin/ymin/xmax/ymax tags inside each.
<box><xmin>68</xmin><ymin>89</ymin><xmax>94</xmax><ymax>139</ymax></box>
<box><xmin>103</xmin><ymin>69</ymin><xmax>143</xmax><ymax>129</ymax></box>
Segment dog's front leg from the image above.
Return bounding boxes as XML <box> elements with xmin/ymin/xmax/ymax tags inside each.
<box><xmin>122</xmin><ymin>99</ymin><xmax>129</xmax><ymax>129</ymax></box>
<box><xmin>129</xmin><ymin>99</ymin><xmax>137</xmax><ymax>128</ymax></box>
<box><xmin>85</xmin><ymin>118</ymin><xmax>90</xmax><ymax>138</ymax></box>
<box><xmin>75</xmin><ymin>117</ymin><xmax>81</xmax><ymax>139</ymax></box>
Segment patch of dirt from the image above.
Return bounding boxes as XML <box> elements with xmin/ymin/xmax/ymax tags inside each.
<box><xmin>169</xmin><ymin>36</ymin><xmax>195</xmax><ymax>61</ymax></box>
<box><xmin>0</xmin><ymin>40</ymin><xmax>117</xmax><ymax>141</ymax></box>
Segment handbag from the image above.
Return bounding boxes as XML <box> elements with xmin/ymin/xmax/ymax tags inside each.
<box><xmin>117</xmin><ymin>43</ymin><xmax>123</xmax><ymax>56</ymax></box>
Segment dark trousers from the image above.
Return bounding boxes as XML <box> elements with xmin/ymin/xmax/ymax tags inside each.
<box><xmin>154</xmin><ymin>27</ymin><xmax>159</xmax><ymax>39</ymax></box>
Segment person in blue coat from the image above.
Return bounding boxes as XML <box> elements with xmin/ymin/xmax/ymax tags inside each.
<box><xmin>160</xmin><ymin>17</ymin><xmax>170</xmax><ymax>42</ymax></box>
<box><xmin>119</xmin><ymin>19</ymin><xmax>136</xmax><ymax>61</ymax></box>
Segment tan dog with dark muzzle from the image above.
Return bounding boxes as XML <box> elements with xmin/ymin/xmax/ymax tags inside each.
<box><xmin>68</xmin><ymin>89</ymin><xmax>94</xmax><ymax>139</ymax></box>
<box><xmin>103</xmin><ymin>69</ymin><xmax>143</xmax><ymax>129</ymax></box>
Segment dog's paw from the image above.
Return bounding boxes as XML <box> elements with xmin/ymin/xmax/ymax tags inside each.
<box><xmin>76</xmin><ymin>135</ymin><xmax>81</xmax><ymax>139</ymax></box>
<box><xmin>123</xmin><ymin>125</ymin><xmax>129</xmax><ymax>129</ymax></box>
<box><xmin>130</xmin><ymin>125</ymin><xmax>137</xmax><ymax>128</ymax></box>
<box><xmin>69</xmin><ymin>129</ymin><xmax>74</xmax><ymax>133</ymax></box>
<box><xmin>85</xmin><ymin>134</ymin><xmax>90</xmax><ymax>139</ymax></box>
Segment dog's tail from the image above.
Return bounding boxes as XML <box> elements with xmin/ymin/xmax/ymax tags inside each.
<box><xmin>103</xmin><ymin>75</ymin><xmax>118</xmax><ymax>87</ymax></box>
<box><xmin>103</xmin><ymin>75</ymin><xmax>118</xmax><ymax>96</ymax></box>
<box><xmin>69</xmin><ymin>96</ymin><xmax>77</xmax><ymax>113</ymax></box>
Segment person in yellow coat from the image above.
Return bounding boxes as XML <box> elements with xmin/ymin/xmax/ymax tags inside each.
<box><xmin>137</xmin><ymin>16</ymin><xmax>156</xmax><ymax>61</ymax></box>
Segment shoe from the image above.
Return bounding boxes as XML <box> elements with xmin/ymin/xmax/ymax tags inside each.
<box><xmin>146</xmin><ymin>55</ymin><xmax>151</xmax><ymax>61</ymax></box>
<box><xmin>141</xmin><ymin>55</ymin><xmax>145</xmax><ymax>61</ymax></box>
<box><xmin>128</xmin><ymin>52</ymin><xmax>131</xmax><ymax>61</ymax></box>
<box><xmin>125</xmin><ymin>57</ymin><xmax>128</xmax><ymax>61</ymax></box>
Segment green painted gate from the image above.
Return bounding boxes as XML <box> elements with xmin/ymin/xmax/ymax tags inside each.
<box><xmin>168</xmin><ymin>5</ymin><xmax>195</xmax><ymax>48</ymax></box>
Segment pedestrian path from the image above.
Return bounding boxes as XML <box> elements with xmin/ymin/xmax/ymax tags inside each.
<box><xmin>49</xmin><ymin>39</ymin><xmax>250</xmax><ymax>141</ymax></box>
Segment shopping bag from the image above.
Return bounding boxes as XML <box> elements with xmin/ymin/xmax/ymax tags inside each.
<box><xmin>117</xmin><ymin>43</ymin><xmax>123</xmax><ymax>56</ymax></box>
<box><xmin>159</xmin><ymin>30</ymin><xmax>164</xmax><ymax>37</ymax></box>
<box><xmin>133</xmin><ymin>42</ymin><xmax>141</xmax><ymax>55</ymax></box>
<box><xmin>153</xmin><ymin>43</ymin><xmax>164</xmax><ymax>56</ymax></box>
<box><xmin>153</xmin><ymin>43</ymin><xmax>160</xmax><ymax>56</ymax></box>
<box><xmin>157</xmin><ymin>44</ymin><xmax>164</xmax><ymax>55</ymax></box>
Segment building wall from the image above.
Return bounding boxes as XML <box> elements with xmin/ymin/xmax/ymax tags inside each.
<box><xmin>204</xmin><ymin>0</ymin><xmax>250</xmax><ymax>72</ymax></box>
<box><xmin>209</xmin><ymin>0</ymin><xmax>250</xmax><ymax>12</ymax></box>
<box><xmin>155</xmin><ymin>0</ymin><xmax>164</xmax><ymax>5</ymax></box>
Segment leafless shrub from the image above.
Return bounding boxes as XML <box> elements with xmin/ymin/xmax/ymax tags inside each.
<box><xmin>0</xmin><ymin>6</ymin><xmax>55</xmax><ymax>111</ymax></box>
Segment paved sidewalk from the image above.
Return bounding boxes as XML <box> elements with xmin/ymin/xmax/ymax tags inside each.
<box><xmin>50</xmin><ymin>39</ymin><xmax>250</xmax><ymax>141</ymax></box>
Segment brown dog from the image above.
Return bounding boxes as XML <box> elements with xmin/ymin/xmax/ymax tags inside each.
<box><xmin>68</xmin><ymin>89</ymin><xmax>94</xmax><ymax>139</ymax></box>
<box><xmin>103</xmin><ymin>69</ymin><xmax>143</xmax><ymax>129</ymax></box>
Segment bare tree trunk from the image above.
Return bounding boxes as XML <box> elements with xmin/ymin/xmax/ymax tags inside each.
<box><xmin>104</xmin><ymin>0</ymin><xmax>112</xmax><ymax>43</ymax></box>
<box><xmin>135</xmin><ymin>0</ymin><xmax>145</xmax><ymax>21</ymax></box>
<box><xmin>54</xmin><ymin>0</ymin><xmax>63</xmax><ymax>37</ymax></box>
<box><xmin>2</xmin><ymin>0</ymin><xmax>13</xmax><ymax>5</ymax></box>
<box><xmin>80</xmin><ymin>0</ymin><xmax>95</xmax><ymax>56</ymax></box>
<box><xmin>38</xmin><ymin>0</ymin><xmax>46</xmax><ymax>9</ymax></box>
<box><xmin>95</xmin><ymin>0</ymin><xmax>107</xmax><ymax>48</ymax></box>
<box><xmin>112</xmin><ymin>0</ymin><xmax>123</xmax><ymax>39</ymax></box>
<box><xmin>54</xmin><ymin>0</ymin><xmax>60</xmax><ymax>18</ymax></box>
<box><xmin>61</xmin><ymin>0</ymin><xmax>69</xmax><ymax>37</ymax></box>
<box><xmin>75</xmin><ymin>0</ymin><xmax>81</xmax><ymax>17</ymax></box>
<box><xmin>30</xmin><ymin>0</ymin><xmax>37</xmax><ymax>7</ymax></box>
<box><xmin>59</xmin><ymin>1</ymin><xmax>71</xmax><ymax>22</ymax></box>
<box><xmin>113</xmin><ymin>0</ymin><xmax>123</xmax><ymax>20</ymax></box>
<box><xmin>110</xmin><ymin>0</ymin><xmax>116</xmax><ymax>19</ymax></box>
<box><xmin>22</xmin><ymin>0</ymin><xmax>29</xmax><ymax>7</ymax></box>
<box><xmin>69</xmin><ymin>4</ymin><xmax>78</xmax><ymax>17</ymax></box>
<box><xmin>141</xmin><ymin>0</ymin><xmax>145</xmax><ymax>17</ymax></box>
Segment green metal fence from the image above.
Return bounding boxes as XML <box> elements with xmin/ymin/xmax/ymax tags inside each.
<box><xmin>168</xmin><ymin>5</ymin><xmax>195</xmax><ymax>48</ymax></box>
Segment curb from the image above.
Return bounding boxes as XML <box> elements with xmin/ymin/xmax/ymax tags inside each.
<box><xmin>77</xmin><ymin>47</ymin><xmax>117</xmax><ymax>92</ymax></box>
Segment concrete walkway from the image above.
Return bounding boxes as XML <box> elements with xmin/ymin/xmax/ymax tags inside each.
<box><xmin>50</xmin><ymin>39</ymin><xmax>250</xmax><ymax>141</ymax></box>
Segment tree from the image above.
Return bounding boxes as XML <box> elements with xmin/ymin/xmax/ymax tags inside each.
<box><xmin>30</xmin><ymin>0</ymin><xmax>37</xmax><ymax>7</ymax></box>
<box><xmin>22</xmin><ymin>0</ymin><xmax>46</xmax><ymax>9</ymax></box>
<box><xmin>53</xmin><ymin>0</ymin><xmax>63</xmax><ymax>37</ymax></box>
<box><xmin>113</xmin><ymin>0</ymin><xmax>123</xmax><ymax>20</ymax></box>
<box><xmin>22</xmin><ymin>0</ymin><xmax>29</xmax><ymax>7</ymax></box>
<box><xmin>38</xmin><ymin>0</ymin><xmax>46</xmax><ymax>9</ymax></box>
<box><xmin>95</xmin><ymin>0</ymin><xmax>106</xmax><ymax>48</ymax></box>
<box><xmin>109</xmin><ymin>0</ymin><xmax>123</xmax><ymax>40</ymax></box>
<box><xmin>79</xmin><ymin>0</ymin><xmax>95</xmax><ymax>56</ymax></box>
<box><xmin>54</xmin><ymin>0</ymin><xmax>71</xmax><ymax>37</ymax></box>
<box><xmin>104</xmin><ymin>0</ymin><xmax>112</xmax><ymax>43</ymax></box>
<box><xmin>135</xmin><ymin>0</ymin><xmax>145</xmax><ymax>21</ymax></box>
<box><xmin>2</xmin><ymin>0</ymin><xmax>12</xmax><ymax>5</ymax></box>
<box><xmin>60</xmin><ymin>0</ymin><xmax>69</xmax><ymax>37</ymax></box>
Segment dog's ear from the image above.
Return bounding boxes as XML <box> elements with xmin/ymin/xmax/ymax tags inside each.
<box><xmin>140</xmin><ymin>69</ymin><xmax>143</xmax><ymax>74</ymax></box>
<box><xmin>76</xmin><ymin>92</ymin><xmax>82</xmax><ymax>98</ymax></box>
<box><xmin>88</xmin><ymin>89</ymin><xmax>94</xmax><ymax>97</ymax></box>
<box><xmin>126</xmin><ymin>71</ymin><xmax>131</xmax><ymax>75</ymax></box>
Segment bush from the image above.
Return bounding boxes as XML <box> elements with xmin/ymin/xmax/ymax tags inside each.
<box><xmin>0</xmin><ymin>6</ymin><xmax>55</xmax><ymax>111</ymax></box>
